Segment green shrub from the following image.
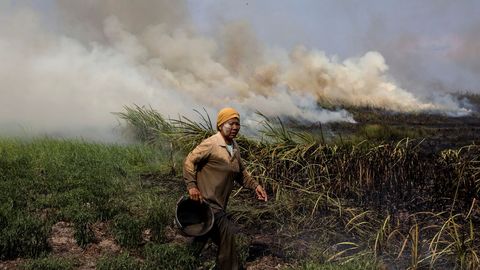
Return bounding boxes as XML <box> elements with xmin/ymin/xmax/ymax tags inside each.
<box><xmin>145</xmin><ymin>201</ymin><xmax>173</xmax><ymax>243</ymax></box>
<box><xmin>0</xmin><ymin>155</ymin><xmax>32</xmax><ymax>181</ymax></box>
<box><xmin>72</xmin><ymin>208</ymin><xmax>96</xmax><ymax>247</ymax></box>
<box><xmin>0</xmin><ymin>209</ymin><xmax>50</xmax><ymax>259</ymax></box>
<box><xmin>96</xmin><ymin>197</ymin><xmax>129</xmax><ymax>221</ymax></box>
<box><xmin>21</xmin><ymin>256</ymin><xmax>75</xmax><ymax>270</ymax></box>
<box><xmin>96</xmin><ymin>252</ymin><xmax>142</xmax><ymax>270</ymax></box>
<box><xmin>113</xmin><ymin>213</ymin><xmax>143</xmax><ymax>248</ymax></box>
<box><xmin>143</xmin><ymin>243</ymin><xmax>196</xmax><ymax>270</ymax></box>
<box><xmin>0</xmin><ymin>137</ymin><xmax>171</xmax><ymax>258</ymax></box>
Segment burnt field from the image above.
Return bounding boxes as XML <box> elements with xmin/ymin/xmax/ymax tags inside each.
<box><xmin>327</xmin><ymin>107</ymin><xmax>480</xmax><ymax>152</ymax></box>
<box><xmin>116</xmin><ymin>105</ymin><xmax>480</xmax><ymax>269</ymax></box>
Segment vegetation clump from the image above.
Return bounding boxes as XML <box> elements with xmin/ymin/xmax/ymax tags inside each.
<box><xmin>96</xmin><ymin>252</ymin><xmax>141</xmax><ymax>270</ymax></box>
<box><xmin>21</xmin><ymin>256</ymin><xmax>76</xmax><ymax>270</ymax></box>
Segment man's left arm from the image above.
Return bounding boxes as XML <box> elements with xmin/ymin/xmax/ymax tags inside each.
<box><xmin>237</xmin><ymin>157</ymin><xmax>268</xmax><ymax>201</ymax></box>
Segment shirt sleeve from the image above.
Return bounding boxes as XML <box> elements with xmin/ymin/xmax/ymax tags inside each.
<box><xmin>183</xmin><ymin>139</ymin><xmax>212</xmax><ymax>190</ymax></box>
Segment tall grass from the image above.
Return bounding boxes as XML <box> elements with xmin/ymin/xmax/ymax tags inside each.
<box><xmin>0</xmin><ymin>137</ymin><xmax>178</xmax><ymax>260</ymax></box>
<box><xmin>119</xmin><ymin>105</ymin><xmax>480</xmax><ymax>269</ymax></box>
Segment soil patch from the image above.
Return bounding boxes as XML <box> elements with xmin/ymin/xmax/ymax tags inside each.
<box><xmin>48</xmin><ymin>221</ymin><xmax>121</xmax><ymax>270</ymax></box>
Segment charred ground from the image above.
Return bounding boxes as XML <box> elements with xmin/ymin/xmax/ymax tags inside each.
<box><xmin>294</xmin><ymin>94</ymin><xmax>480</xmax><ymax>153</ymax></box>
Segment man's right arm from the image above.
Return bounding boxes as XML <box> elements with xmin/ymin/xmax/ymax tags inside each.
<box><xmin>183</xmin><ymin>139</ymin><xmax>212</xmax><ymax>200</ymax></box>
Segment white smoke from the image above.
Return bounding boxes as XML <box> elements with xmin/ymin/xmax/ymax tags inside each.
<box><xmin>0</xmin><ymin>1</ymin><xmax>468</xmax><ymax>141</ymax></box>
<box><xmin>0</xmin><ymin>7</ymin><xmax>197</xmax><ymax>141</ymax></box>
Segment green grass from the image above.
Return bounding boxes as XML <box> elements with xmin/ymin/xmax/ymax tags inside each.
<box><xmin>0</xmin><ymin>209</ymin><xmax>50</xmax><ymax>259</ymax></box>
<box><xmin>112</xmin><ymin>213</ymin><xmax>144</xmax><ymax>248</ymax></box>
<box><xmin>97</xmin><ymin>252</ymin><xmax>141</xmax><ymax>270</ymax></box>
<box><xmin>143</xmin><ymin>243</ymin><xmax>197</xmax><ymax>270</ymax></box>
<box><xmin>0</xmin><ymin>137</ymin><xmax>177</xmax><ymax>258</ymax></box>
<box><xmin>20</xmin><ymin>256</ymin><xmax>77</xmax><ymax>270</ymax></box>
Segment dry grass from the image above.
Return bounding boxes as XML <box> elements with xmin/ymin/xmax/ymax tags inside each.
<box><xmin>119</xmin><ymin>105</ymin><xmax>480</xmax><ymax>269</ymax></box>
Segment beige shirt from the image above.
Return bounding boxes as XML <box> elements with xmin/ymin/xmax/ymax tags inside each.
<box><xmin>183</xmin><ymin>132</ymin><xmax>259</xmax><ymax>211</ymax></box>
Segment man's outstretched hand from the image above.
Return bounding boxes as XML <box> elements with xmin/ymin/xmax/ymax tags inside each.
<box><xmin>255</xmin><ymin>185</ymin><xmax>268</xmax><ymax>201</ymax></box>
<box><xmin>188</xmin><ymin>187</ymin><xmax>203</xmax><ymax>202</ymax></box>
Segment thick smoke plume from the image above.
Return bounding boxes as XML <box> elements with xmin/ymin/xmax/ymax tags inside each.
<box><xmin>0</xmin><ymin>1</ymin><xmax>468</xmax><ymax>141</ymax></box>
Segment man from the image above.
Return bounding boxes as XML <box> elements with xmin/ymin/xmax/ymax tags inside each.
<box><xmin>183</xmin><ymin>107</ymin><xmax>268</xmax><ymax>270</ymax></box>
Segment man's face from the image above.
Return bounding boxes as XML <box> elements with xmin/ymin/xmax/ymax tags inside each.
<box><xmin>221</xmin><ymin>118</ymin><xmax>240</xmax><ymax>140</ymax></box>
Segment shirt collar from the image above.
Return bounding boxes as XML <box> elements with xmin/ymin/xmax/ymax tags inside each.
<box><xmin>214</xmin><ymin>132</ymin><xmax>237</xmax><ymax>148</ymax></box>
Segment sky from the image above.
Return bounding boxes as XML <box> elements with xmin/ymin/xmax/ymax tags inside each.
<box><xmin>188</xmin><ymin>0</ymin><xmax>480</xmax><ymax>93</ymax></box>
<box><xmin>0</xmin><ymin>1</ymin><xmax>479</xmax><ymax>141</ymax></box>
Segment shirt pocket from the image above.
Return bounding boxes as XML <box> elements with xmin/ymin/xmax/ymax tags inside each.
<box><xmin>230</xmin><ymin>158</ymin><xmax>240</xmax><ymax>173</ymax></box>
<box><xmin>208</xmin><ymin>147</ymin><xmax>238</xmax><ymax>172</ymax></box>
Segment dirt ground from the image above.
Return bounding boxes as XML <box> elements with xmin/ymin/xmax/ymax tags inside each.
<box><xmin>0</xmin><ymin>221</ymin><xmax>287</xmax><ymax>270</ymax></box>
<box><xmin>1</xmin><ymin>221</ymin><xmax>120</xmax><ymax>270</ymax></box>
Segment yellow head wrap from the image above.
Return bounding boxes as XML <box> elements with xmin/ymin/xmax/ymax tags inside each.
<box><xmin>216</xmin><ymin>107</ymin><xmax>240</xmax><ymax>130</ymax></box>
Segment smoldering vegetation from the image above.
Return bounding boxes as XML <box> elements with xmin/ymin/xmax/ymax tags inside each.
<box><xmin>115</xmin><ymin>105</ymin><xmax>479</xmax><ymax>269</ymax></box>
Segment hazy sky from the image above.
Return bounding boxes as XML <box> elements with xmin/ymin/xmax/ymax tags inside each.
<box><xmin>15</xmin><ymin>0</ymin><xmax>480</xmax><ymax>93</ymax></box>
<box><xmin>188</xmin><ymin>0</ymin><xmax>480</xmax><ymax>94</ymax></box>
<box><xmin>0</xmin><ymin>1</ymin><xmax>479</xmax><ymax>141</ymax></box>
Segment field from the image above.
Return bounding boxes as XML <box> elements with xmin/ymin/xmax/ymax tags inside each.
<box><xmin>1</xmin><ymin>101</ymin><xmax>479</xmax><ymax>269</ymax></box>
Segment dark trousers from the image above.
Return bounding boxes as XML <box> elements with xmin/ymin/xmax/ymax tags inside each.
<box><xmin>192</xmin><ymin>211</ymin><xmax>239</xmax><ymax>270</ymax></box>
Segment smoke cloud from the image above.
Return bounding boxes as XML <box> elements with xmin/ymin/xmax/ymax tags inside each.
<box><xmin>0</xmin><ymin>1</ymin><xmax>468</xmax><ymax>141</ymax></box>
